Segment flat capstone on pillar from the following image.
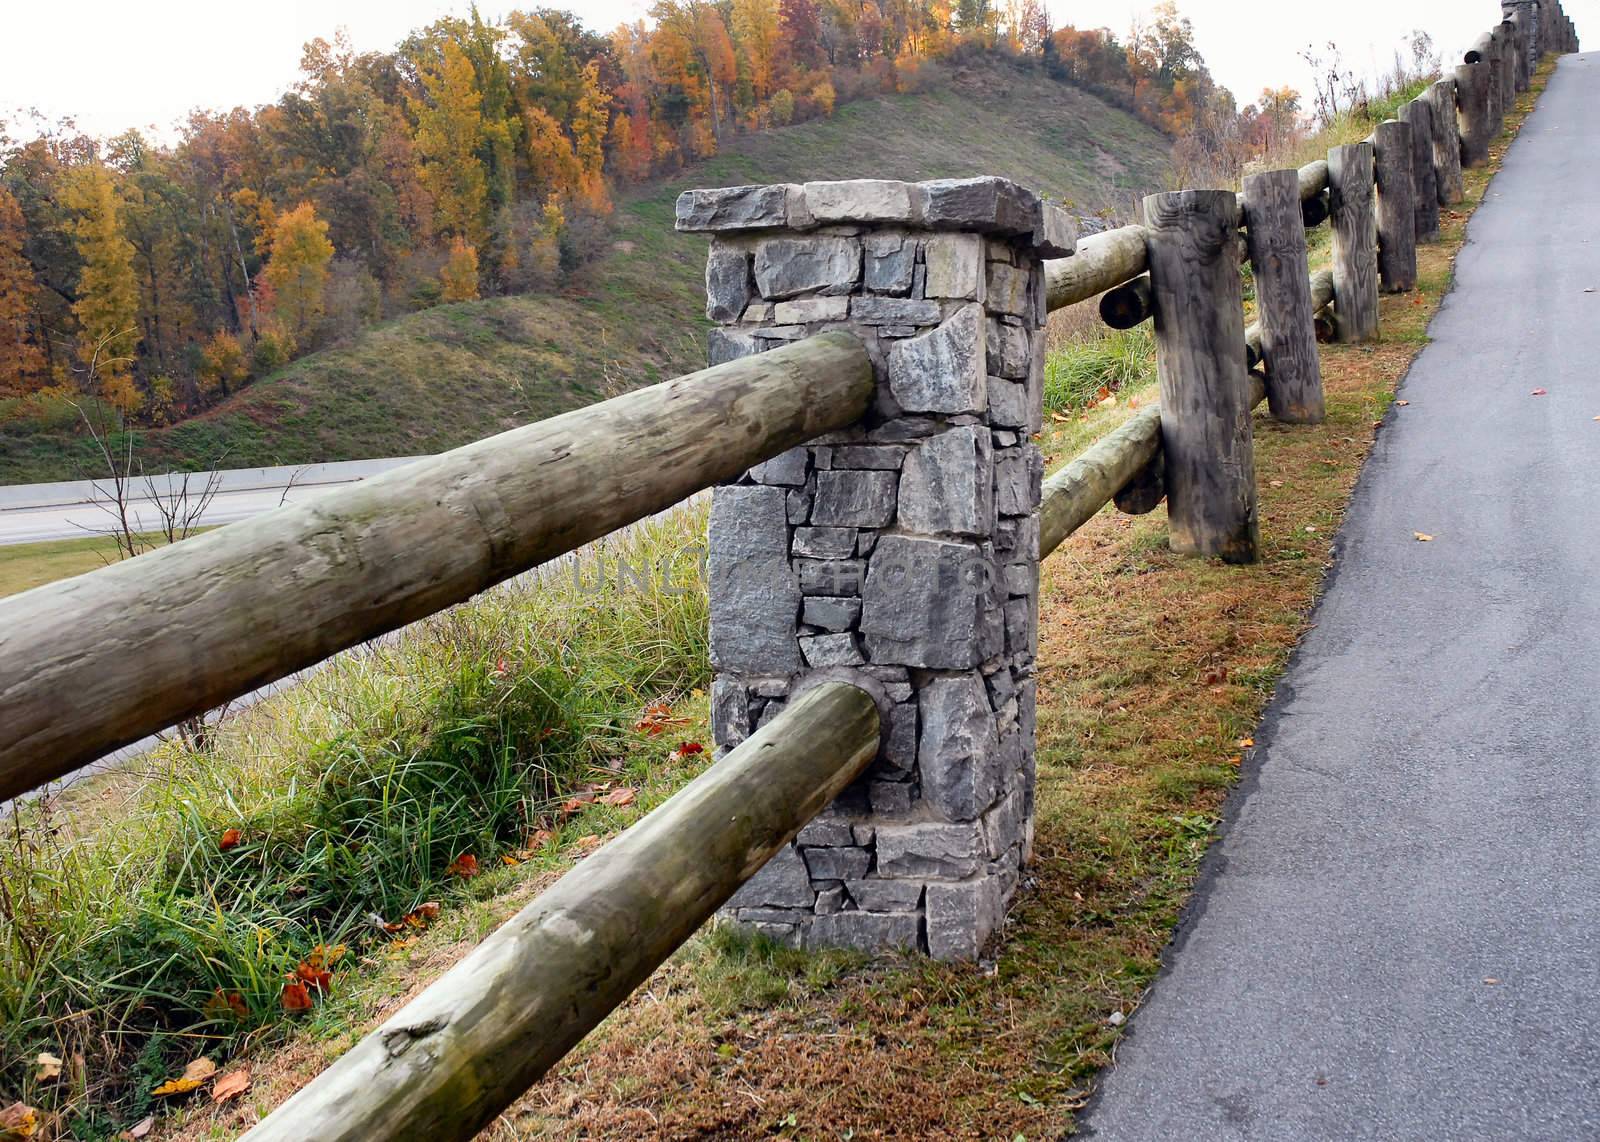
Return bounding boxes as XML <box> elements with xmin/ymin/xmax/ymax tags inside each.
<box><xmin>677</xmin><ymin>177</ymin><xmax>1077</xmax><ymax>960</ymax></box>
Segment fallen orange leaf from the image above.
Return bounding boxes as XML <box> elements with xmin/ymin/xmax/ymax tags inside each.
<box><xmin>202</xmin><ymin>989</ymin><xmax>249</xmax><ymax>1021</ymax></box>
<box><xmin>219</xmin><ymin>828</ymin><xmax>242</xmax><ymax>852</ymax></box>
<box><xmin>501</xmin><ymin>854</ymin><xmax>521</xmax><ymax>866</ymax></box>
<box><xmin>152</xmin><ymin>1056</ymin><xmax>216</xmax><ymax>1097</ymax></box>
<box><xmin>600</xmin><ymin>787</ymin><xmax>638</xmax><ymax>807</ymax></box>
<box><xmin>1414</xmin><ymin>532</ymin><xmax>1435</xmax><ymax>542</ymax></box>
<box><xmin>444</xmin><ymin>853</ymin><xmax>480</xmax><ymax>879</ymax></box>
<box><xmin>33</xmin><ymin>1054</ymin><xmax>61</xmax><ymax>1083</ymax></box>
<box><xmin>1239</xmin><ymin>738</ymin><xmax>1255</xmax><ymax>748</ymax></box>
<box><xmin>281</xmin><ymin>981</ymin><xmax>314</xmax><ymax>1014</ymax></box>
<box><xmin>575</xmin><ymin>834</ymin><xmax>601</xmax><ymax>853</ymax></box>
<box><xmin>211</xmin><ymin>1068</ymin><xmax>251</xmax><ymax>1104</ymax></box>
<box><xmin>1</xmin><ymin>1103</ymin><xmax>38</xmax><ymax>1140</ymax></box>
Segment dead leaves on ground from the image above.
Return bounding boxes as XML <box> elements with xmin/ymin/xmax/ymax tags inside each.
<box><xmin>151</xmin><ymin>1056</ymin><xmax>216</xmax><ymax>1097</ymax></box>
<box><xmin>1</xmin><ymin>1103</ymin><xmax>38</xmax><ymax>1141</ymax></box>
<box><xmin>218</xmin><ymin>827</ymin><xmax>243</xmax><ymax>852</ymax></box>
<box><xmin>633</xmin><ymin>699</ymin><xmax>689</xmax><ymax>735</ymax></box>
<box><xmin>145</xmin><ymin>1055</ymin><xmax>251</xmax><ymax>1112</ymax></box>
<box><xmin>444</xmin><ymin>853</ymin><xmax>480</xmax><ymax>879</ymax></box>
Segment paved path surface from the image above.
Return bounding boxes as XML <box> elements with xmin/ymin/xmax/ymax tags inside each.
<box><xmin>1083</xmin><ymin>53</ymin><xmax>1600</xmax><ymax>1141</ymax></box>
<box><xmin>0</xmin><ymin>457</ymin><xmax>421</xmax><ymax>546</ymax></box>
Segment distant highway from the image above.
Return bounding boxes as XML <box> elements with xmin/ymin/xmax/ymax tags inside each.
<box><xmin>0</xmin><ymin>457</ymin><xmax>424</xmax><ymax>546</ymax></box>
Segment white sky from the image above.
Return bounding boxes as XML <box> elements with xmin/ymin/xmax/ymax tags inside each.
<box><xmin>2</xmin><ymin>0</ymin><xmax>1593</xmax><ymax>142</ymax></box>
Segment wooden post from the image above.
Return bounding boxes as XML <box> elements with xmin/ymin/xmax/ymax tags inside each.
<box><xmin>1328</xmin><ymin>143</ymin><xmax>1379</xmax><ymax>343</ymax></box>
<box><xmin>1481</xmin><ymin>30</ymin><xmax>1506</xmax><ymax>133</ymax></box>
<box><xmin>0</xmin><ymin>333</ymin><xmax>876</xmax><ymax>803</ymax></box>
<box><xmin>1497</xmin><ymin>22</ymin><xmax>1519</xmax><ymax>108</ymax></box>
<box><xmin>1428</xmin><ymin>79</ymin><xmax>1466</xmax><ymax>203</ymax></box>
<box><xmin>1508</xmin><ymin>11</ymin><xmax>1531</xmax><ymax>91</ymax></box>
<box><xmin>1141</xmin><ymin>190</ymin><xmax>1258</xmax><ymax>564</ymax></box>
<box><xmin>1399</xmin><ymin>99</ymin><xmax>1441</xmax><ymax>242</ymax></box>
<box><xmin>1241</xmin><ymin>169</ymin><xmax>1324</xmax><ymax>423</ymax></box>
<box><xmin>1373</xmin><ymin>120</ymin><xmax>1418</xmax><ymax>293</ymax></box>
<box><xmin>240</xmin><ymin>681</ymin><xmax>883</xmax><ymax>1142</ymax></box>
<box><xmin>1455</xmin><ymin>62</ymin><xmax>1493</xmax><ymax>168</ymax></box>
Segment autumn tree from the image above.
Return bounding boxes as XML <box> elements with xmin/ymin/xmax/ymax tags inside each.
<box><xmin>439</xmin><ymin>238</ymin><xmax>480</xmax><ymax>301</ymax></box>
<box><xmin>62</xmin><ymin>164</ymin><xmax>142</xmax><ymax>412</ymax></box>
<box><xmin>263</xmin><ymin>201</ymin><xmax>335</xmax><ymax>346</ymax></box>
<box><xmin>410</xmin><ymin>39</ymin><xmax>489</xmax><ymax>246</ymax></box>
<box><xmin>0</xmin><ymin>186</ymin><xmax>47</xmax><ymax>395</ymax></box>
<box><xmin>731</xmin><ymin>0</ymin><xmax>782</xmax><ymax>102</ymax></box>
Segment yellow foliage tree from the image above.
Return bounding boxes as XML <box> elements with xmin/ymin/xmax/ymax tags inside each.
<box><xmin>0</xmin><ymin>186</ymin><xmax>47</xmax><ymax>396</ymax></box>
<box><xmin>62</xmin><ymin>165</ymin><xmax>142</xmax><ymax>412</ymax></box>
<box><xmin>730</xmin><ymin>0</ymin><xmax>781</xmax><ymax>101</ymax></box>
<box><xmin>572</xmin><ymin>61</ymin><xmax>613</xmax><ymax>215</ymax></box>
<box><xmin>411</xmin><ymin>40</ymin><xmax>489</xmax><ymax>247</ymax></box>
<box><xmin>263</xmin><ymin>202</ymin><xmax>335</xmax><ymax>346</ymax></box>
<box><xmin>440</xmin><ymin>238</ymin><xmax>481</xmax><ymax>301</ymax></box>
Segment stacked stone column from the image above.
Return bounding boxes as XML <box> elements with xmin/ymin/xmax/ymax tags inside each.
<box><xmin>677</xmin><ymin>178</ymin><xmax>1074</xmax><ymax>960</ymax></box>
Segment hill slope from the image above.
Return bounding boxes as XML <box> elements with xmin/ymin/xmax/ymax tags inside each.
<box><xmin>0</xmin><ymin>58</ymin><xmax>1170</xmax><ymax>484</ymax></box>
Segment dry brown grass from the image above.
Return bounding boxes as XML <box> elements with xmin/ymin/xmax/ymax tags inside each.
<box><xmin>156</xmin><ymin>68</ymin><xmax>1548</xmax><ymax>1142</ymax></box>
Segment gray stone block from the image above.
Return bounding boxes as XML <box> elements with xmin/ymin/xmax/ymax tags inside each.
<box><xmin>984</xmin><ymin>667</ymin><xmax>1017</xmax><ymax>713</ymax></box>
<box><xmin>850</xmin><ymin>296</ymin><xmax>943</xmax><ymax>325</ymax></box>
<box><xmin>708</xmin><ymin>328</ymin><xmax>760</xmax><ymax>366</ymax></box>
<box><xmin>797</xmin><ymin>816</ymin><xmax>856</xmax><ymax>846</ymax></box>
<box><xmin>846</xmin><ymin>879</ymin><xmax>925</xmax><ymax>911</ymax></box>
<box><xmin>987</xmin><ymin>320</ymin><xmax>1031</xmax><ymax>380</ymax></box>
<box><xmin>801</xmin><ymin>633</ymin><xmax>865</xmax><ymax>667</ymax></box>
<box><xmin>707</xmin><ymin>243</ymin><xmax>751</xmax><ymax>322</ymax></box>
<box><xmin>754</xmin><ymin>236</ymin><xmax>861</xmax><ymax>298</ymax></box>
<box><xmin>802</xmin><ymin>845</ymin><xmax>872</xmax><ymax>881</ymax></box>
<box><xmin>748</xmin><ymin>446</ymin><xmax>809</xmax><ymax>486</ymax></box>
<box><xmin>729</xmin><ymin>919</ymin><xmax>805</xmax><ymax>948</ymax></box>
<box><xmin>1037</xmin><ymin>203</ymin><xmax>1079</xmax><ymax>257</ymax></box>
<box><xmin>741</xmin><ymin>302</ymin><xmax>774</xmax><ymax>323</ymax></box>
<box><xmin>709</xmin><ymin>485</ymin><xmax>803</xmax><ymax>674</ymax></box>
<box><xmin>1003</xmin><ymin>562</ymin><xmax>1036</xmax><ymax>597</ymax></box>
<box><xmin>869</xmin><ymin>780</ymin><xmax>915</xmax><ymax>815</ymax></box>
<box><xmin>925</xmin><ymin>877</ymin><xmax>1004</xmax><ymax>960</ymax></box>
<box><xmin>725</xmin><ymin>844</ymin><xmax>815</xmax><ymax>909</ymax></box>
<box><xmin>787</xmin><ymin>488</ymin><xmax>812</xmax><ymax>524</ymax></box>
<box><xmin>712</xmin><ymin>676</ymin><xmax>750</xmax><ymax>751</ymax></box>
<box><xmin>876</xmin><ymin>822</ymin><xmax>985</xmax><ymax>879</ymax></box>
<box><xmin>812</xmin><ymin>469</ymin><xmax>897</xmax><ymax>528</ymax></box>
<box><xmin>988</xmin><ymin>378</ymin><xmax>1030</xmax><ymax>429</ymax></box>
<box><xmin>802</xmin><ymin>596</ymin><xmax>861</xmax><ymax>632</ymax></box>
<box><xmin>677</xmin><ymin>184</ymin><xmax>790</xmax><ymax>231</ymax></box>
<box><xmin>883</xmin><ymin>701</ymin><xmax>918</xmax><ymax>774</ymax></box>
<box><xmin>898</xmin><ymin>425</ymin><xmax>994</xmax><ymax>538</ymax></box>
<box><xmin>864</xmin><ymin>233</ymin><xmax>916</xmax><ymax>295</ymax></box>
<box><xmin>986</xmin><ymin>260</ymin><xmax>1031</xmax><ymax>317</ymax></box>
<box><xmin>772</xmin><ymin>296</ymin><xmax>850</xmax><ymax>324</ymax></box>
<box><xmin>923</xmin><ymin>233</ymin><xmax>984</xmax><ymax>300</ymax></box>
<box><xmin>815</xmin><ymin>885</ymin><xmax>848</xmax><ymax>914</ymax></box>
<box><xmin>829</xmin><ymin>444</ymin><xmax>907</xmax><ymax>470</ymax></box>
<box><xmin>887</xmin><ymin>304</ymin><xmax>986</xmax><ymax>415</ymax></box>
<box><xmin>918</xmin><ymin>177</ymin><xmax>1040</xmax><ymax>237</ymax></box>
<box><xmin>993</xmin><ymin>447</ymin><xmax>1040</xmax><ymax>517</ymax></box>
<box><xmin>918</xmin><ymin>672</ymin><xmax>1002</xmax><ymax>821</ymax></box>
<box><xmin>1005</xmin><ymin>595</ymin><xmax>1036</xmax><ymax>656</ymax></box>
<box><xmin>796</xmin><ymin>558</ymin><xmax>864</xmax><ymax>596</ymax></box>
<box><xmin>792</xmin><ymin>527</ymin><xmax>857</xmax><ymax>559</ymax></box>
<box><xmin>804</xmin><ymin>179</ymin><xmax>917</xmax><ymax>224</ymax></box>
<box><xmin>982</xmin><ymin>787</ymin><xmax>1026</xmax><ymax>861</ymax></box>
<box><xmin>807</xmin><ymin>911</ymin><xmax>921</xmax><ymax>953</ymax></box>
<box><xmin>860</xmin><ymin>535</ymin><xmax>993</xmax><ymax>669</ymax></box>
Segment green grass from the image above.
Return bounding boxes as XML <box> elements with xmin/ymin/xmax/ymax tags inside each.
<box><xmin>0</xmin><ymin>506</ymin><xmax>711</xmax><ymax>1132</ymax></box>
<box><xmin>1043</xmin><ymin>326</ymin><xmax>1156</xmax><ymax>414</ymax></box>
<box><xmin>0</xmin><ymin>534</ymin><xmax>130</xmax><ymax>597</ymax></box>
<box><xmin>0</xmin><ymin>56</ymin><xmax>1170</xmax><ymax>486</ymax></box>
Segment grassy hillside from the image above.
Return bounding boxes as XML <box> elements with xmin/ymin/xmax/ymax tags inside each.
<box><xmin>0</xmin><ymin>58</ymin><xmax>1170</xmax><ymax>485</ymax></box>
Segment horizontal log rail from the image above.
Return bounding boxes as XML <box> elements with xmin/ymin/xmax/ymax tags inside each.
<box><xmin>0</xmin><ymin>333</ymin><xmax>875</xmax><ymax>804</ymax></box>
<box><xmin>240</xmin><ymin>680</ymin><xmax>883</xmax><ymax>1142</ymax></box>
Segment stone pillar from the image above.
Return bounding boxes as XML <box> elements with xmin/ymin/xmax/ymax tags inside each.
<box><xmin>676</xmin><ymin>178</ymin><xmax>1075</xmax><ymax>960</ymax></box>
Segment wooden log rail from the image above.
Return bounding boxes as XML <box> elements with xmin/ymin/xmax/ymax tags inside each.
<box><xmin>242</xmin><ymin>681</ymin><xmax>883</xmax><ymax>1142</ymax></box>
<box><xmin>0</xmin><ymin>333</ymin><xmax>875</xmax><ymax>804</ymax></box>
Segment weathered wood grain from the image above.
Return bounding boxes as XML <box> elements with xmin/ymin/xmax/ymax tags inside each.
<box><xmin>1455</xmin><ymin>61</ymin><xmax>1493</xmax><ymax>168</ymax></box>
<box><xmin>1040</xmin><ymin>408</ymin><xmax>1161</xmax><ymax>554</ymax></box>
<box><xmin>1427</xmin><ymin>79</ymin><xmax>1466</xmax><ymax>203</ymax></box>
<box><xmin>1141</xmin><ymin>190</ymin><xmax>1258</xmax><ymax>564</ymax></box>
<box><xmin>1045</xmin><ymin>225</ymin><xmax>1149</xmax><ymax>312</ymax></box>
<box><xmin>1496</xmin><ymin>22</ymin><xmax>1518</xmax><ymax>112</ymax></box>
<box><xmin>0</xmin><ymin>333</ymin><xmax>875</xmax><ymax>803</ymax></box>
<box><xmin>1328</xmin><ymin>142</ymin><xmax>1379</xmax><ymax>343</ymax></box>
<box><xmin>1241</xmin><ymin>168</ymin><xmax>1324</xmax><ymax>424</ymax></box>
<box><xmin>1245</xmin><ymin>270</ymin><xmax>1335</xmax><ymax>370</ymax></box>
<box><xmin>1399</xmin><ymin>99</ymin><xmax>1441</xmax><ymax>241</ymax></box>
<box><xmin>239</xmin><ymin>681</ymin><xmax>883</xmax><ymax>1142</ymax></box>
<box><xmin>1374</xmin><ymin>120</ymin><xmax>1418</xmax><ymax>293</ymax></box>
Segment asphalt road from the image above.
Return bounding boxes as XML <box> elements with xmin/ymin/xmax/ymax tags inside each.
<box><xmin>1083</xmin><ymin>53</ymin><xmax>1600</xmax><ymax>1140</ymax></box>
<box><xmin>0</xmin><ymin>457</ymin><xmax>420</xmax><ymax>546</ymax></box>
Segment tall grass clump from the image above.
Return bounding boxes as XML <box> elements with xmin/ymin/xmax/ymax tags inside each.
<box><xmin>1043</xmin><ymin>326</ymin><xmax>1156</xmax><ymax>414</ymax></box>
<box><xmin>0</xmin><ymin>503</ymin><xmax>709</xmax><ymax>1131</ymax></box>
